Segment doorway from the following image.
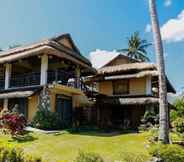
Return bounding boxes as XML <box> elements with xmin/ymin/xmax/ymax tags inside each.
<box><xmin>56</xmin><ymin>95</ymin><xmax>73</xmax><ymax>128</ymax></box>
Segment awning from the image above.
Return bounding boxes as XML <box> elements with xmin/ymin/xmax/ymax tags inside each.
<box><xmin>99</xmin><ymin>97</ymin><xmax>159</xmax><ymax>105</ymax></box>
<box><xmin>0</xmin><ymin>91</ymin><xmax>35</xmax><ymax>99</ymax></box>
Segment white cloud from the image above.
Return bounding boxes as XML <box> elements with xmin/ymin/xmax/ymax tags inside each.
<box><xmin>145</xmin><ymin>24</ymin><xmax>152</xmax><ymax>33</ymax></box>
<box><xmin>161</xmin><ymin>10</ymin><xmax>184</xmax><ymax>43</ymax></box>
<box><xmin>164</xmin><ymin>0</ymin><xmax>172</xmax><ymax>7</ymax></box>
<box><xmin>89</xmin><ymin>49</ymin><xmax>119</xmax><ymax>69</ymax></box>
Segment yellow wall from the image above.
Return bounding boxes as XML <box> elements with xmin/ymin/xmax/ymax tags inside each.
<box><xmin>99</xmin><ymin>77</ymin><xmax>146</xmax><ymax>95</ymax></box>
<box><xmin>99</xmin><ymin>81</ymin><xmax>113</xmax><ymax>95</ymax></box>
<box><xmin>27</xmin><ymin>85</ymin><xmax>90</xmax><ymax>121</ymax></box>
<box><xmin>28</xmin><ymin>94</ymin><xmax>39</xmax><ymax>122</ymax></box>
<box><xmin>129</xmin><ymin>78</ymin><xmax>146</xmax><ymax>95</ymax></box>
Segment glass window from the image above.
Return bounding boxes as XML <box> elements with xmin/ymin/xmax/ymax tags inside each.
<box><xmin>113</xmin><ymin>80</ymin><xmax>129</xmax><ymax>95</ymax></box>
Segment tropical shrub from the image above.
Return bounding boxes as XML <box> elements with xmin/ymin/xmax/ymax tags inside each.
<box><xmin>172</xmin><ymin>117</ymin><xmax>184</xmax><ymax>133</ymax></box>
<box><xmin>147</xmin><ymin>126</ymin><xmax>159</xmax><ymax>143</ymax></box>
<box><xmin>31</xmin><ymin>105</ymin><xmax>62</xmax><ymax>130</ymax></box>
<box><xmin>170</xmin><ymin>97</ymin><xmax>184</xmax><ymax>122</ymax></box>
<box><xmin>139</xmin><ymin>110</ymin><xmax>159</xmax><ymax>131</ymax></box>
<box><xmin>141</xmin><ymin>110</ymin><xmax>159</xmax><ymax>125</ymax></box>
<box><xmin>0</xmin><ymin>110</ymin><xmax>26</xmax><ymax>137</ymax></box>
<box><xmin>74</xmin><ymin>151</ymin><xmax>104</xmax><ymax>162</ymax></box>
<box><xmin>149</xmin><ymin>144</ymin><xmax>184</xmax><ymax>162</ymax></box>
<box><xmin>170</xmin><ymin>97</ymin><xmax>184</xmax><ymax>133</ymax></box>
<box><xmin>0</xmin><ymin>144</ymin><xmax>42</xmax><ymax>162</ymax></box>
<box><xmin>119</xmin><ymin>152</ymin><xmax>149</xmax><ymax>162</ymax></box>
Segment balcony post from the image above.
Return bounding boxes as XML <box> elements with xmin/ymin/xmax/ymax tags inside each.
<box><xmin>146</xmin><ymin>75</ymin><xmax>152</xmax><ymax>95</ymax></box>
<box><xmin>40</xmin><ymin>55</ymin><xmax>48</xmax><ymax>85</ymax></box>
<box><xmin>75</xmin><ymin>66</ymin><xmax>80</xmax><ymax>89</ymax></box>
<box><xmin>3</xmin><ymin>63</ymin><xmax>12</xmax><ymax>110</ymax></box>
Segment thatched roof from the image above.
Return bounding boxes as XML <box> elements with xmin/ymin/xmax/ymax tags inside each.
<box><xmin>98</xmin><ymin>62</ymin><xmax>157</xmax><ymax>75</ymax></box>
<box><xmin>0</xmin><ymin>91</ymin><xmax>35</xmax><ymax>99</ymax></box>
<box><xmin>0</xmin><ymin>33</ymin><xmax>93</xmax><ymax>70</ymax></box>
<box><xmin>99</xmin><ymin>96</ymin><xmax>159</xmax><ymax>105</ymax></box>
<box><xmin>104</xmin><ymin>70</ymin><xmax>158</xmax><ymax>80</ymax></box>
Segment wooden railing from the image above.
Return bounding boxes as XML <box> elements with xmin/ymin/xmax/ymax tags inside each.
<box><xmin>0</xmin><ymin>79</ymin><xmax>4</xmax><ymax>90</ymax></box>
<box><xmin>0</xmin><ymin>70</ymin><xmax>89</xmax><ymax>93</ymax></box>
<box><xmin>10</xmin><ymin>72</ymin><xmax>40</xmax><ymax>88</ymax></box>
<box><xmin>47</xmin><ymin>70</ymin><xmax>76</xmax><ymax>87</ymax></box>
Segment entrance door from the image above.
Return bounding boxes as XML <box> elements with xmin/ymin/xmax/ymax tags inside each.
<box><xmin>56</xmin><ymin>95</ymin><xmax>72</xmax><ymax>128</ymax></box>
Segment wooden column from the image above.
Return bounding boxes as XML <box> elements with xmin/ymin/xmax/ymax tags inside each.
<box><xmin>75</xmin><ymin>66</ymin><xmax>80</xmax><ymax>89</ymax></box>
<box><xmin>146</xmin><ymin>76</ymin><xmax>152</xmax><ymax>95</ymax></box>
<box><xmin>40</xmin><ymin>55</ymin><xmax>48</xmax><ymax>85</ymax></box>
<box><xmin>3</xmin><ymin>63</ymin><xmax>12</xmax><ymax>110</ymax></box>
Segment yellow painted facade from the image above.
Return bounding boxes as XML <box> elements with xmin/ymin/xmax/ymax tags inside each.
<box><xmin>28</xmin><ymin>94</ymin><xmax>39</xmax><ymax>121</ymax></box>
<box><xmin>27</xmin><ymin>84</ymin><xmax>90</xmax><ymax>121</ymax></box>
<box><xmin>98</xmin><ymin>77</ymin><xmax>147</xmax><ymax>96</ymax></box>
<box><xmin>129</xmin><ymin>78</ymin><xmax>146</xmax><ymax>95</ymax></box>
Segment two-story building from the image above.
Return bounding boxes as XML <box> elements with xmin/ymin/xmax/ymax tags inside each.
<box><xmin>0</xmin><ymin>33</ymin><xmax>95</xmax><ymax>126</ymax></box>
<box><xmin>88</xmin><ymin>54</ymin><xmax>175</xmax><ymax>129</ymax></box>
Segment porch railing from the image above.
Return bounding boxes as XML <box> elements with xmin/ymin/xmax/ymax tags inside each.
<box><xmin>1</xmin><ymin>70</ymin><xmax>88</xmax><ymax>92</ymax></box>
<box><xmin>47</xmin><ymin>69</ymin><xmax>76</xmax><ymax>87</ymax></box>
<box><xmin>0</xmin><ymin>79</ymin><xmax>4</xmax><ymax>90</ymax></box>
<box><xmin>10</xmin><ymin>72</ymin><xmax>40</xmax><ymax>88</ymax></box>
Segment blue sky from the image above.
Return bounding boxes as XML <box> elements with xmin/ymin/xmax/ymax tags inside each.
<box><xmin>0</xmin><ymin>0</ymin><xmax>183</xmax><ymax>92</ymax></box>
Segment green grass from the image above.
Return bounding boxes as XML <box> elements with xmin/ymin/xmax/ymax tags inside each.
<box><xmin>0</xmin><ymin>129</ymin><xmax>150</xmax><ymax>162</ymax></box>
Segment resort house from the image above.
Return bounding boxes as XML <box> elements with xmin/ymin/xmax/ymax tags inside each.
<box><xmin>87</xmin><ymin>54</ymin><xmax>176</xmax><ymax>129</ymax></box>
<box><xmin>0</xmin><ymin>34</ymin><xmax>95</xmax><ymax>125</ymax></box>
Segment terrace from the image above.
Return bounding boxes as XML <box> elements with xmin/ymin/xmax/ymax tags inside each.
<box><xmin>0</xmin><ymin>55</ymin><xmax>88</xmax><ymax>91</ymax></box>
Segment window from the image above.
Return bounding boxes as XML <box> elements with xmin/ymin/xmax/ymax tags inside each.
<box><xmin>113</xmin><ymin>80</ymin><xmax>129</xmax><ymax>95</ymax></box>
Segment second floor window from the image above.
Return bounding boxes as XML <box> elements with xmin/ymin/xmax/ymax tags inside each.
<box><xmin>113</xmin><ymin>80</ymin><xmax>129</xmax><ymax>95</ymax></box>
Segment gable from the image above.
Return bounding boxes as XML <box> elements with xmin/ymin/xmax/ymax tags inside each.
<box><xmin>52</xmin><ymin>34</ymin><xmax>81</xmax><ymax>55</ymax></box>
<box><xmin>103</xmin><ymin>55</ymin><xmax>137</xmax><ymax>67</ymax></box>
<box><xmin>58</xmin><ymin>37</ymin><xmax>74</xmax><ymax>49</ymax></box>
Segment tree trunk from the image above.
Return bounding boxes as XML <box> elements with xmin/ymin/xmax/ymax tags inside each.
<box><xmin>149</xmin><ymin>0</ymin><xmax>169</xmax><ymax>144</ymax></box>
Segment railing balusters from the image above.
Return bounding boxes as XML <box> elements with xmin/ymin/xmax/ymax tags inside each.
<box><xmin>0</xmin><ymin>70</ymin><xmax>88</xmax><ymax>92</ymax></box>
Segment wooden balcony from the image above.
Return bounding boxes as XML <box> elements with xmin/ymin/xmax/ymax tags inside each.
<box><xmin>10</xmin><ymin>72</ymin><xmax>40</xmax><ymax>88</ymax></box>
<box><xmin>0</xmin><ymin>70</ymin><xmax>87</xmax><ymax>91</ymax></box>
<box><xmin>0</xmin><ymin>79</ymin><xmax>4</xmax><ymax>90</ymax></box>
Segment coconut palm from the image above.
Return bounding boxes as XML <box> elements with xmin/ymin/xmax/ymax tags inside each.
<box><xmin>118</xmin><ymin>32</ymin><xmax>151</xmax><ymax>62</ymax></box>
<box><xmin>149</xmin><ymin>0</ymin><xmax>169</xmax><ymax>144</ymax></box>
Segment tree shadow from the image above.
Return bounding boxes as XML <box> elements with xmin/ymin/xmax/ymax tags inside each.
<box><xmin>8</xmin><ymin>132</ymin><xmax>38</xmax><ymax>143</ymax></box>
<box><xmin>54</xmin><ymin>126</ymin><xmax>138</xmax><ymax>137</ymax></box>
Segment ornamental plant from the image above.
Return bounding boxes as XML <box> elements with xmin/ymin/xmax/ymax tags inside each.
<box><xmin>0</xmin><ymin>109</ymin><xmax>27</xmax><ymax>137</ymax></box>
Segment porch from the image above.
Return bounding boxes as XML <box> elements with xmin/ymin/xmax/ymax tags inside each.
<box><xmin>95</xmin><ymin>95</ymin><xmax>159</xmax><ymax>129</ymax></box>
<box><xmin>0</xmin><ymin>55</ymin><xmax>89</xmax><ymax>91</ymax></box>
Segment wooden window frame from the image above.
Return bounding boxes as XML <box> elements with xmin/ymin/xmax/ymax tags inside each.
<box><xmin>113</xmin><ymin>79</ymin><xmax>129</xmax><ymax>95</ymax></box>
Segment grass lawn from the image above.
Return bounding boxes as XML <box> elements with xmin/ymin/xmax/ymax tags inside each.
<box><xmin>0</xmin><ymin>129</ymin><xmax>150</xmax><ymax>162</ymax></box>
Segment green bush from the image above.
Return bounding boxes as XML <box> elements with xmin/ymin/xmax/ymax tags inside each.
<box><xmin>74</xmin><ymin>151</ymin><xmax>104</xmax><ymax>162</ymax></box>
<box><xmin>119</xmin><ymin>152</ymin><xmax>148</xmax><ymax>162</ymax></box>
<box><xmin>170</xmin><ymin>97</ymin><xmax>184</xmax><ymax>123</ymax></box>
<box><xmin>147</xmin><ymin>126</ymin><xmax>159</xmax><ymax>143</ymax></box>
<box><xmin>31</xmin><ymin>105</ymin><xmax>62</xmax><ymax>130</ymax></box>
<box><xmin>172</xmin><ymin>117</ymin><xmax>184</xmax><ymax>133</ymax></box>
<box><xmin>149</xmin><ymin>144</ymin><xmax>184</xmax><ymax>162</ymax></box>
<box><xmin>0</xmin><ymin>144</ymin><xmax>42</xmax><ymax>162</ymax></box>
<box><xmin>141</xmin><ymin>110</ymin><xmax>159</xmax><ymax>125</ymax></box>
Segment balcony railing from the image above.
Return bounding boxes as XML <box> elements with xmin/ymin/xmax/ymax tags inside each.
<box><xmin>0</xmin><ymin>79</ymin><xmax>4</xmax><ymax>90</ymax></box>
<box><xmin>0</xmin><ymin>70</ymin><xmax>88</xmax><ymax>92</ymax></box>
<box><xmin>47</xmin><ymin>69</ymin><xmax>76</xmax><ymax>87</ymax></box>
<box><xmin>10</xmin><ymin>72</ymin><xmax>40</xmax><ymax>88</ymax></box>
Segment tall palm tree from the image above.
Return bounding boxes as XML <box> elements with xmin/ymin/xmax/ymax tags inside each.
<box><xmin>149</xmin><ymin>0</ymin><xmax>169</xmax><ymax>144</ymax></box>
<box><xmin>118</xmin><ymin>32</ymin><xmax>151</xmax><ymax>62</ymax></box>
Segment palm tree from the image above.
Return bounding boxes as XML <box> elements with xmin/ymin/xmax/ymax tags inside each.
<box><xmin>149</xmin><ymin>0</ymin><xmax>169</xmax><ymax>144</ymax></box>
<box><xmin>118</xmin><ymin>32</ymin><xmax>151</xmax><ymax>62</ymax></box>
